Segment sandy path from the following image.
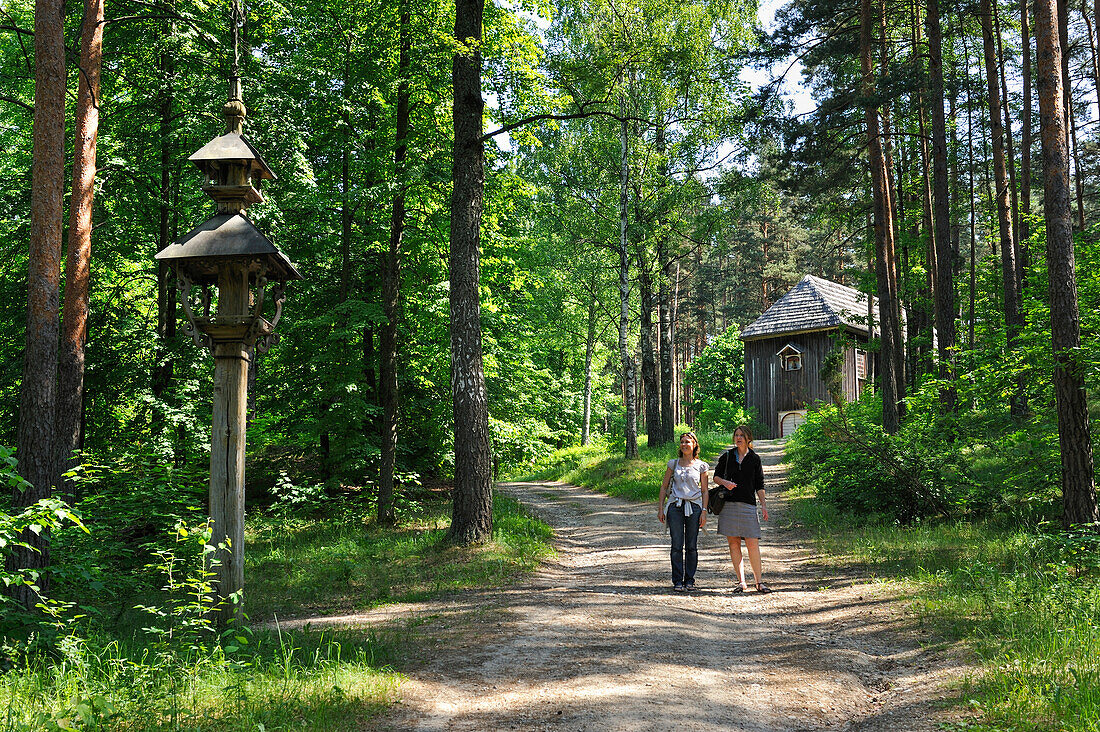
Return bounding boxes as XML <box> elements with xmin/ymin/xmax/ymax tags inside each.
<box><xmin>288</xmin><ymin>440</ymin><xmax>976</xmax><ymax>731</ymax></box>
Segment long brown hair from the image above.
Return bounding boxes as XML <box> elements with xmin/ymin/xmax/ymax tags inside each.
<box><xmin>678</xmin><ymin>432</ymin><xmax>699</xmax><ymax>459</ymax></box>
<box><xmin>733</xmin><ymin>425</ymin><xmax>754</xmax><ymax>448</ymax></box>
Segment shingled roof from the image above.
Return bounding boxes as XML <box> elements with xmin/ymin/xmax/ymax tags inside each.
<box><xmin>740</xmin><ymin>275</ymin><xmax>878</xmax><ymax>340</ymax></box>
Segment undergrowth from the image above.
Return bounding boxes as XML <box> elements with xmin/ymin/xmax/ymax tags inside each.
<box><xmin>1</xmin><ymin>459</ymin><xmax>553</xmax><ymax>731</ymax></box>
<box><xmin>512</xmin><ymin>430</ymin><xmax>732</xmax><ymax>503</ymax></box>
<box><xmin>786</xmin><ymin>480</ymin><xmax>1100</xmax><ymax>731</ymax></box>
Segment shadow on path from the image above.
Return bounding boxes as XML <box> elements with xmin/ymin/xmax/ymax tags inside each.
<box><xmin>288</xmin><ymin>439</ymin><xmax>976</xmax><ymax>732</ymax></box>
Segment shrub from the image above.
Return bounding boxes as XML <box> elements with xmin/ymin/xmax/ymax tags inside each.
<box><xmin>786</xmin><ymin>396</ymin><xmax>971</xmax><ymax>523</ymax></box>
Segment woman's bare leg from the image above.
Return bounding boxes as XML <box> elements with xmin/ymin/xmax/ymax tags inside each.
<box><xmin>745</xmin><ymin>537</ymin><xmax>764</xmax><ymax>587</ymax></box>
<box><xmin>726</xmin><ymin>536</ymin><xmax>746</xmax><ymax>588</ymax></box>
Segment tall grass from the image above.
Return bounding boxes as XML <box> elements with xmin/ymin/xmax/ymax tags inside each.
<box><xmin>786</xmin><ymin>487</ymin><xmax>1100</xmax><ymax>731</ymax></box>
<box><xmin>246</xmin><ymin>494</ymin><xmax>554</xmax><ymax>619</ymax></box>
<box><xmin>1</xmin><ymin>494</ymin><xmax>553</xmax><ymax>730</ymax></box>
<box><xmin>0</xmin><ymin>628</ymin><xmax>399</xmax><ymax>731</ymax></box>
<box><xmin>513</xmin><ymin>430</ymin><xmax>731</xmax><ymax>503</ymax></box>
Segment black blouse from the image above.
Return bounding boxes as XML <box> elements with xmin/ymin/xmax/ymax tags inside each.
<box><xmin>712</xmin><ymin>448</ymin><xmax>765</xmax><ymax>506</ymax></box>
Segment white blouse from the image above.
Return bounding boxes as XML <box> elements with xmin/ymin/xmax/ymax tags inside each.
<box><xmin>665</xmin><ymin>458</ymin><xmax>709</xmax><ymax>514</ymax></box>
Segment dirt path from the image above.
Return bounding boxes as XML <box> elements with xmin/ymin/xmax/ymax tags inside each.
<box><xmin>291</xmin><ymin>440</ymin><xmax>976</xmax><ymax>731</ymax></box>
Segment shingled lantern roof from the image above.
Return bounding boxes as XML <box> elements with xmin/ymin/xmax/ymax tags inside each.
<box><xmin>740</xmin><ymin>275</ymin><xmax>879</xmax><ymax>340</ymax></box>
<box><xmin>157</xmin><ymin>212</ymin><xmax>300</xmax><ymax>285</ymax></box>
<box><xmin>155</xmin><ymin>71</ymin><xmax>299</xmax><ymax>286</ymax></box>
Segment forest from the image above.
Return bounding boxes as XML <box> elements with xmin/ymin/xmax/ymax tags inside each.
<box><xmin>2</xmin><ymin>0</ymin><xmax>1100</xmax><ymax>726</ymax></box>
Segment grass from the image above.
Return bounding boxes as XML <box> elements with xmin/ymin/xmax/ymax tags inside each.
<box><xmin>1</xmin><ymin>493</ymin><xmax>553</xmax><ymax>731</ymax></box>
<box><xmin>513</xmin><ymin>430</ymin><xmax>732</xmax><ymax>503</ymax></box>
<box><xmin>246</xmin><ymin>494</ymin><xmax>554</xmax><ymax>620</ymax></box>
<box><xmin>785</xmin><ymin>482</ymin><xmax>1100</xmax><ymax>732</ymax></box>
<box><xmin>521</xmin><ymin>433</ymin><xmax>1100</xmax><ymax>731</ymax></box>
<box><xmin>1</xmin><ymin>626</ymin><xmax>401</xmax><ymax>731</ymax></box>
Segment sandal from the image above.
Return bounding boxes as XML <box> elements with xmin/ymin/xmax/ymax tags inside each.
<box><xmin>731</xmin><ymin>585</ymin><xmax>745</xmax><ymax>594</ymax></box>
<box><xmin>755</xmin><ymin>583</ymin><xmax>772</xmax><ymax>594</ymax></box>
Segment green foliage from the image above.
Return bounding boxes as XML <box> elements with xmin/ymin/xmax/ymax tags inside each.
<box><xmin>785</xmin><ymin>499</ymin><xmax>1100</xmax><ymax>732</ymax></box>
<box><xmin>683</xmin><ymin>326</ymin><xmax>745</xmax><ymax>404</ymax></box>
<box><xmin>0</xmin><ymin>447</ymin><xmax>91</xmax><ymax>653</ymax></box>
<box><xmin>681</xmin><ymin>327</ymin><xmax>763</xmax><ymax>433</ymax></box>
<box><xmin>516</xmin><ymin>430</ymin><xmax>730</xmax><ymax>502</ymax></box>
<box><xmin>246</xmin><ymin>494</ymin><xmax>553</xmax><ymax>619</ymax></box>
<box><xmin>786</xmin><ymin>393</ymin><xmax>974</xmax><ymax>523</ymax></box>
<box><xmin>0</xmin><ymin>481</ymin><xmax>554</xmax><ymax>730</ymax></box>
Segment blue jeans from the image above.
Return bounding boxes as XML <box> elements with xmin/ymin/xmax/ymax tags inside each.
<box><xmin>667</xmin><ymin>501</ymin><xmax>701</xmax><ymax>585</ymax></box>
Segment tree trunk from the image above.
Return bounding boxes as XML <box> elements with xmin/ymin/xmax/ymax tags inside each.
<box><xmin>1095</xmin><ymin>0</ymin><xmax>1100</xmax><ymax>120</ymax></box>
<box><xmin>656</xmin><ymin>121</ymin><xmax>674</xmax><ymax>446</ymax></box>
<box><xmin>911</xmin><ymin>4</ymin><xmax>935</xmax><ymax>379</ymax></box>
<box><xmin>447</xmin><ymin>0</ymin><xmax>493</xmax><ymax>543</ymax></box>
<box><xmin>56</xmin><ymin>0</ymin><xmax>103</xmax><ymax>502</ymax></box>
<box><xmin>671</xmin><ymin>261</ymin><xmax>681</xmax><ymax>426</ymax></box>
<box><xmin>1034</xmin><ymin>0</ymin><xmax>1099</xmax><ymax>526</ymax></box>
<box><xmin>339</xmin><ymin>33</ymin><xmax>355</xmax><ymax>309</ymax></box>
<box><xmin>881</xmin><ymin>0</ymin><xmax>906</xmax><ymax>409</ymax></box>
<box><xmin>1022</xmin><ymin>0</ymin><xmax>1034</xmax><ymax>246</ymax></box>
<box><xmin>965</xmin><ymin>37</ymin><xmax>978</xmax><ymax>349</ymax></box>
<box><xmin>1091</xmin><ymin>0</ymin><xmax>1100</xmax><ymax>122</ymax></box>
<box><xmin>994</xmin><ymin>0</ymin><xmax>1021</xmax><ymax>250</ymax></box>
<box><xmin>658</xmin><ymin>258</ymin><xmax>674</xmax><ymax>444</ymax></box>
<box><xmin>618</xmin><ymin>108</ymin><xmax>638</xmax><ymax>459</ymax></box>
<box><xmin>1058</xmin><ymin>0</ymin><xmax>1072</xmax><ymax>169</ymax></box>
<box><xmin>10</xmin><ymin>0</ymin><xmax>66</xmax><ymax>609</ymax></box>
<box><xmin>363</xmin><ymin>323</ymin><xmax>377</xmax><ymax>400</ymax></box>
<box><xmin>378</xmin><ymin>0</ymin><xmax>410</xmax><ymax>526</ymax></box>
<box><xmin>582</xmin><ymin>297</ymin><xmax>596</xmax><ymax>446</ymax></box>
<box><xmin>1069</xmin><ymin>100</ymin><xmax>1086</xmax><ymax>230</ymax></box>
<box><xmin>637</xmin><ymin>247</ymin><xmax>660</xmax><ymax>441</ymax></box>
<box><xmin>980</xmin><ymin>0</ymin><xmax>1025</xmax><ymax>415</ymax></box>
<box><xmin>153</xmin><ymin>21</ymin><xmax>178</xmax><ymax>460</ymax></box>
<box><xmin>694</xmin><ymin>243</ymin><xmax>707</xmax><ymax>426</ymax></box>
<box><xmin>927</xmin><ymin>0</ymin><xmax>957</xmax><ymax>410</ymax></box>
<box><xmin>862</xmin><ymin>0</ymin><xmax>901</xmax><ymax>433</ymax></box>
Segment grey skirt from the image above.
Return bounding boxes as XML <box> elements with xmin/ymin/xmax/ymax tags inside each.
<box><xmin>717</xmin><ymin>501</ymin><xmax>761</xmax><ymax>539</ymax></box>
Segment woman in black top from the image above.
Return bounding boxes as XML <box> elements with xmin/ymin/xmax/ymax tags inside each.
<box><xmin>710</xmin><ymin>424</ymin><xmax>771</xmax><ymax>593</ymax></box>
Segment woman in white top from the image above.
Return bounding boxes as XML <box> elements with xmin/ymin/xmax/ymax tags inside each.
<box><xmin>658</xmin><ymin>432</ymin><xmax>709</xmax><ymax>592</ymax></box>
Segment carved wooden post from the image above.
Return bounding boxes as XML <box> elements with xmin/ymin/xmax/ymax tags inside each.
<box><xmin>155</xmin><ymin>21</ymin><xmax>300</xmax><ymax>624</ymax></box>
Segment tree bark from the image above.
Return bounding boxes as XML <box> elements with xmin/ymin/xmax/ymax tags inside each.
<box><xmin>1034</xmin><ymin>0</ymin><xmax>1099</xmax><ymax>526</ymax></box>
<box><xmin>56</xmin><ymin>0</ymin><xmax>104</xmax><ymax>501</ymax></box>
<box><xmin>994</xmin><ymin>0</ymin><xmax>1021</xmax><ymax>250</ymax></box>
<box><xmin>862</xmin><ymin>0</ymin><xmax>901</xmax><ymax>433</ymax></box>
<box><xmin>378</xmin><ymin>0</ymin><xmax>410</xmax><ymax>526</ymax></box>
<box><xmin>582</xmin><ymin>297</ymin><xmax>596</xmax><ymax>446</ymax></box>
<box><xmin>980</xmin><ymin>0</ymin><xmax>1025</xmax><ymax>415</ymax></box>
<box><xmin>1022</xmin><ymin>0</ymin><xmax>1034</xmax><ymax>245</ymax></box>
<box><xmin>447</xmin><ymin>0</ymin><xmax>493</xmax><ymax>543</ymax></box>
<box><xmin>8</xmin><ymin>0</ymin><xmax>66</xmax><ymax>610</ymax></box>
<box><xmin>927</xmin><ymin>0</ymin><xmax>957</xmax><ymax>411</ymax></box>
<box><xmin>618</xmin><ymin>108</ymin><xmax>638</xmax><ymax>459</ymax></box>
<box><xmin>153</xmin><ymin>19</ymin><xmax>178</xmax><ymax>461</ymax></box>
<box><xmin>637</xmin><ymin>247</ymin><xmax>660</xmax><ymax>441</ymax></box>
<box><xmin>656</xmin><ymin>121</ymin><xmax>674</xmax><ymax>446</ymax></box>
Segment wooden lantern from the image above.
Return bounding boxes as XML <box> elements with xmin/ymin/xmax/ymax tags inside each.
<box><xmin>155</xmin><ymin>68</ymin><xmax>300</xmax><ymax>625</ymax></box>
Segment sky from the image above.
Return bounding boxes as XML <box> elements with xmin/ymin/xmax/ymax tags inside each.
<box><xmin>741</xmin><ymin>0</ymin><xmax>817</xmax><ymax>117</ymax></box>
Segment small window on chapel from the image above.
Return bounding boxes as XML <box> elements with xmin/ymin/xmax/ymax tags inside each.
<box><xmin>776</xmin><ymin>343</ymin><xmax>803</xmax><ymax>372</ymax></box>
<box><xmin>855</xmin><ymin>349</ymin><xmax>867</xmax><ymax>380</ymax></box>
